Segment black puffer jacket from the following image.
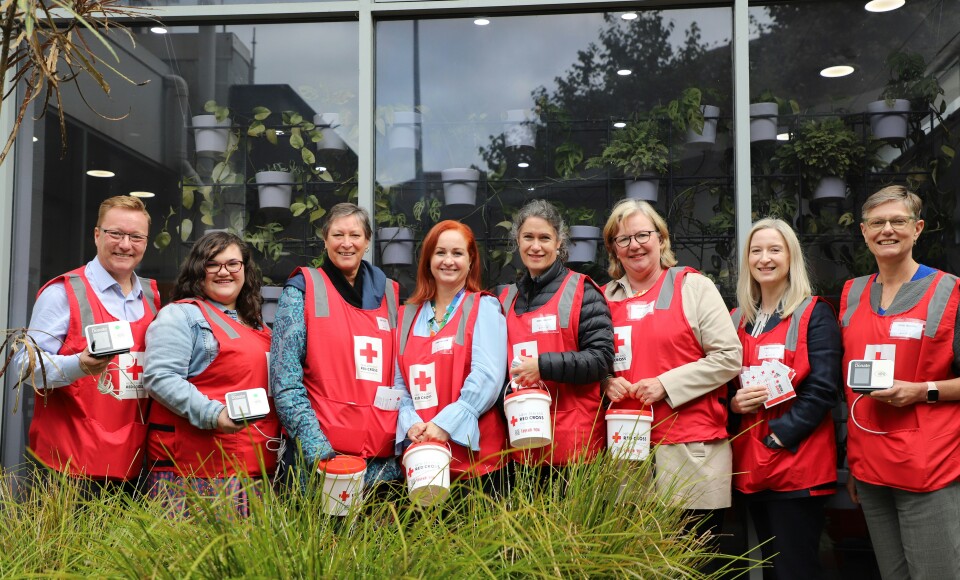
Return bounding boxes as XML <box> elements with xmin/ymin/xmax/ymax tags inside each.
<box><xmin>512</xmin><ymin>260</ymin><xmax>614</xmax><ymax>384</ymax></box>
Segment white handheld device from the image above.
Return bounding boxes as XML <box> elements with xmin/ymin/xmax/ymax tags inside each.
<box><xmin>847</xmin><ymin>359</ymin><xmax>895</xmax><ymax>393</ymax></box>
<box><xmin>84</xmin><ymin>321</ymin><xmax>134</xmax><ymax>357</ymax></box>
<box><xmin>225</xmin><ymin>387</ymin><xmax>271</xmax><ymax>422</ymax></box>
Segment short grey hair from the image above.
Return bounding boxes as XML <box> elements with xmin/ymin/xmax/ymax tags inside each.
<box><xmin>321</xmin><ymin>202</ymin><xmax>372</xmax><ymax>239</ymax></box>
<box><xmin>862</xmin><ymin>185</ymin><xmax>922</xmax><ymax>220</ymax></box>
<box><xmin>510</xmin><ymin>199</ymin><xmax>569</xmax><ymax>262</ymax></box>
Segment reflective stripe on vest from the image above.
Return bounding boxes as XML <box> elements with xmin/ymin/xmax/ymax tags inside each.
<box><xmin>499</xmin><ymin>273</ymin><xmax>580</xmax><ymax>330</ymax></box>
<box><xmin>731</xmin><ymin>297</ymin><xmax>812</xmax><ymax>350</ymax></box>
<box><xmin>655</xmin><ymin>267</ymin><xmax>687</xmax><ymax>310</ymax></box>
<box><xmin>926</xmin><ymin>273</ymin><xmax>957</xmax><ymax>338</ymax></box>
<box><xmin>306</xmin><ymin>268</ymin><xmax>398</xmax><ymax>326</ymax></box>
<box><xmin>141</xmin><ymin>280</ymin><xmax>158</xmax><ymax>316</ymax></box>
<box><xmin>731</xmin><ymin>308</ymin><xmax>743</xmax><ymax>330</ymax></box>
<box><xmin>399</xmin><ymin>293</ymin><xmax>476</xmax><ymax>354</ymax></box>
<box><xmin>841</xmin><ymin>276</ymin><xmax>870</xmax><ymax>328</ymax></box>
<box><xmin>196</xmin><ymin>300</ymin><xmax>241</xmax><ymax>339</ymax></box>
<box><xmin>66</xmin><ymin>275</ymin><xmax>96</xmax><ymax>329</ymax></box>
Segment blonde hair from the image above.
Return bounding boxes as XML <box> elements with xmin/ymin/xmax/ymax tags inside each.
<box><xmin>735</xmin><ymin>218</ymin><xmax>812</xmax><ymax>326</ymax></box>
<box><xmin>602</xmin><ymin>199</ymin><xmax>677</xmax><ymax>279</ymax></box>
<box><xmin>862</xmin><ymin>185</ymin><xmax>922</xmax><ymax>219</ymax></box>
<box><xmin>97</xmin><ymin>195</ymin><xmax>151</xmax><ymax>227</ymax></box>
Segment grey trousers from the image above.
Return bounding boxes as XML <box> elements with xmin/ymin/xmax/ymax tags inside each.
<box><xmin>856</xmin><ymin>479</ymin><xmax>960</xmax><ymax>580</ymax></box>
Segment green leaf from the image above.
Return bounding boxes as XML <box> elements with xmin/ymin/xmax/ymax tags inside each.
<box><xmin>301</xmin><ymin>148</ymin><xmax>316</xmax><ymax>165</ymax></box>
<box><xmin>309</xmin><ymin>207</ymin><xmax>327</xmax><ymax>223</ymax></box>
<box><xmin>290</xmin><ymin>203</ymin><xmax>307</xmax><ymax>217</ymax></box>
<box><xmin>182</xmin><ymin>188</ymin><xmax>195</xmax><ymax>210</ymax></box>
<box><xmin>247</xmin><ymin>121</ymin><xmax>265</xmax><ymax>137</ymax></box>
<box><xmin>180</xmin><ymin>219</ymin><xmax>193</xmax><ymax>242</ymax></box>
<box><xmin>201</xmin><ymin>214</ymin><xmax>214</xmax><ymax>226</ymax></box>
<box><xmin>319</xmin><ymin>171</ymin><xmax>333</xmax><ymax>182</ymax></box>
<box><xmin>252</xmin><ymin>106</ymin><xmax>271</xmax><ymax>121</ymax></box>
<box><xmin>266</xmin><ymin>129</ymin><xmax>278</xmax><ymax>146</ymax></box>
<box><xmin>153</xmin><ymin>231</ymin><xmax>171</xmax><ymax>250</ymax></box>
<box><xmin>290</xmin><ymin>129</ymin><xmax>304</xmax><ymax>150</ymax></box>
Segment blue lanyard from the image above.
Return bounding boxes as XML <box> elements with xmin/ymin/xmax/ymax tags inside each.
<box><xmin>428</xmin><ymin>288</ymin><xmax>465</xmax><ymax>337</ymax></box>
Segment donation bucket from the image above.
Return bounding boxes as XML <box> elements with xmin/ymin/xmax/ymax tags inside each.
<box><xmin>504</xmin><ymin>389</ymin><xmax>553</xmax><ymax>449</ymax></box>
<box><xmin>605</xmin><ymin>408</ymin><xmax>654</xmax><ymax>461</ymax></box>
<box><xmin>402</xmin><ymin>442</ymin><xmax>453</xmax><ymax>506</ymax></box>
<box><xmin>316</xmin><ymin>455</ymin><xmax>366</xmax><ymax>516</ymax></box>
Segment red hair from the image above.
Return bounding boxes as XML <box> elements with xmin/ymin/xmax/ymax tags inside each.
<box><xmin>408</xmin><ymin>220</ymin><xmax>482</xmax><ymax>304</ymax></box>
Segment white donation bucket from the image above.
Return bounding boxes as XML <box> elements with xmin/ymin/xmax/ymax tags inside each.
<box><xmin>316</xmin><ymin>455</ymin><xmax>366</xmax><ymax>516</ymax></box>
<box><xmin>403</xmin><ymin>442</ymin><xmax>452</xmax><ymax>506</ymax></box>
<box><xmin>605</xmin><ymin>408</ymin><xmax>654</xmax><ymax>461</ymax></box>
<box><xmin>504</xmin><ymin>388</ymin><xmax>553</xmax><ymax>449</ymax></box>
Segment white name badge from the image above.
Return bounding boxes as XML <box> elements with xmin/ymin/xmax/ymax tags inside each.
<box><xmin>513</xmin><ymin>341</ymin><xmax>538</xmax><ymax>361</ymax></box>
<box><xmin>889</xmin><ymin>319</ymin><xmax>924</xmax><ymax>340</ymax></box>
<box><xmin>377</xmin><ymin>316</ymin><xmax>390</xmax><ymax>331</ymax></box>
<box><xmin>117</xmin><ymin>351</ymin><xmax>147</xmax><ymax>399</ymax></box>
<box><xmin>373</xmin><ymin>386</ymin><xmax>402</xmax><ymax>411</ymax></box>
<box><xmin>408</xmin><ymin>362</ymin><xmax>438</xmax><ymax>410</ymax></box>
<box><xmin>354</xmin><ymin>336</ymin><xmax>383</xmax><ymax>382</ymax></box>
<box><xmin>432</xmin><ymin>336</ymin><xmax>454</xmax><ymax>354</ymax></box>
<box><xmin>863</xmin><ymin>344</ymin><xmax>896</xmax><ymax>362</ymax></box>
<box><xmin>757</xmin><ymin>344</ymin><xmax>785</xmax><ymax>361</ymax></box>
<box><xmin>628</xmin><ymin>302</ymin><xmax>655</xmax><ymax>321</ymax></box>
<box><xmin>531</xmin><ymin>315</ymin><xmax>558</xmax><ymax>334</ymax></box>
<box><xmin>613</xmin><ymin>326</ymin><xmax>633</xmax><ymax>372</ymax></box>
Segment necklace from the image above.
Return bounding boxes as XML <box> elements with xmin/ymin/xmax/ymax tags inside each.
<box><xmin>428</xmin><ymin>288</ymin><xmax>465</xmax><ymax>337</ymax></box>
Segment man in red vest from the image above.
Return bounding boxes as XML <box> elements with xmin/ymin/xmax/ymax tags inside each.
<box><xmin>17</xmin><ymin>195</ymin><xmax>160</xmax><ymax>491</ymax></box>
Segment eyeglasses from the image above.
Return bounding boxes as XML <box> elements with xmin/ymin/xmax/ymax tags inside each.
<box><xmin>863</xmin><ymin>216</ymin><xmax>916</xmax><ymax>231</ymax></box>
<box><xmin>99</xmin><ymin>228</ymin><xmax>148</xmax><ymax>244</ymax></box>
<box><xmin>204</xmin><ymin>260</ymin><xmax>244</xmax><ymax>274</ymax></box>
<box><xmin>613</xmin><ymin>231</ymin><xmax>657</xmax><ymax>248</ymax></box>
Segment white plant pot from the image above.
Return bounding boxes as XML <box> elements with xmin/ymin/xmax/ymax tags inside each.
<box><xmin>192</xmin><ymin>115</ymin><xmax>232</xmax><ymax>153</ymax></box>
<box><xmin>867</xmin><ymin>99</ymin><xmax>911</xmax><ymax>141</ymax></box>
<box><xmin>378</xmin><ymin>227</ymin><xmax>415</xmax><ymax>265</ymax></box>
<box><xmin>256</xmin><ymin>171</ymin><xmax>294</xmax><ymax>209</ymax></box>
<box><xmin>568</xmin><ymin>225</ymin><xmax>601</xmax><ymax>263</ymax></box>
<box><xmin>503</xmin><ymin>108</ymin><xmax>536</xmax><ymax>149</ymax></box>
<box><xmin>625</xmin><ymin>175</ymin><xmax>659</xmax><ymax>202</ymax></box>
<box><xmin>314</xmin><ymin>113</ymin><xmax>347</xmax><ymax>151</ymax></box>
<box><xmin>686</xmin><ymin>105</ymin><xmax>720</xmax><ymax>145</ymax></box>
<box><xmin>440</xmin><ymin>168</ymin><xmax>480</xmax><ymax>206</ymax></box>
<box><xmin>749</xmin><ymin>102</ymin><xmax>779</xmax><ymax>143</ymax></box>
<box><xmin>388</xmin><ymin>111</ymin><xmax>421</xmax><ymax>150</ymax></box>
<box><xmin>813</xmin><ymin>176</ymin><xmax>847</xmax><ymax>200</ymax></box>
<box><xmin>260</xmin><ymin>286</ymin><xmax>284</xmax><ymax>325</ymax></box>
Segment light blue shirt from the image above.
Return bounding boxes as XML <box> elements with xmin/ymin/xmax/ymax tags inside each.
<box><xmin>394</xmin><ymin>294</ymin><xmax>508</xmax><ymax>452</ymax></box>
<box><xmin>143</xmin><ymin>301</ymin><xmax>240</xmax><ymax>430</ymax></box>
<box><xmin>17</xmin><ymin>258</ymin><xmax>146</xmax><ymax>388</ymax></box>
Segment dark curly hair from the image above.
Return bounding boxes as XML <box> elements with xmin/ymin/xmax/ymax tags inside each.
<box><xmin>172</xmin><ymin>232</ymin><xmax>264</xmax><ymax>328</ymax></box>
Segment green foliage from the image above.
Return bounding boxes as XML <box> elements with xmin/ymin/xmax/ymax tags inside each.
<box><xmin>0</xmin><ymin>456</ymin><xmax>756</xmax><ymax>577</ymax></box>
<box><xmin>751</xmin><ymin>90</ymin><xmax>800</xmax><ymax>116</ymax></box>
<box><xmin>554</xmin><ymin>141</ymin><xmax>584</xmax><ymax>179</ymax></box>
<box><xmin>202</xmin><ymin>100</ymin><xmax>230</xmax><ymax>122</ymax></box>
<box><xmin>775</xmin><ymin>117</ymin><xmax>871</xmax><ymax>185</ymax></box>
<box><xmin>879</xmin><ymin>50</ymin><xmax>945</xmax><ymax>111</ymax></box>
<box><xmin>244</xmin><ymin>222</ymin><xmax>285</xmax><ymax>263</ymax></box>
<box><xmin>585</xmin><ymin>116</ymin><xmax>669</xmax><ymax>177</ymax></box>
<box><xmin>555</xmin><ymin>202</ymin><xmax>598</xmax><ymax>227</ymax></box>
<box><xmin>659</xmin><ymin>87</ymin><xmax>705</xmax><ymax>136</ymax></box>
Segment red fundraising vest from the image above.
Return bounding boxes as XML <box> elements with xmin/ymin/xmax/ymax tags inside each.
<box><xmin>397</xmin><ymin>292</ymin><xmax>507</xmax><ymax>478</ymax></box>
<box><xmin>500</xmin><ymin>270</ymin><xmax>604</xmax><ymax>466</ymax></box>
<box><xmin>731</xmin><ymin>297</ymin><xmax>837</xmax><ymax>494</ymax></box>
<box><xmin>146</xmin><ymin>299</ymin><xmax>279</xmax><ymax>478</ymax></box>
<box><xmin>605</xmin><ymin>267</ymin><xmax>727</xmax><ymax>445</ymax></box>
<box><xmin>300</xmin><ymin>267</ymin><xmax>400</xmax><ymax>458</ymax></box>
<box><xmin>840</xmin><ymin>271</ymin><xmax>960</xmax><ymax>492</ymax></box>
<box><xmin>29</xmin><ymin>267</ymin><xmax>160</xmax><ymax>480</ymax></box>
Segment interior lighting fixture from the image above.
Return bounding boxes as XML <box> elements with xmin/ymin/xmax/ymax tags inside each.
<box><xmin>517</xmin><ymin>162</ymin><xmax>530</xmax><ymax>168</ymax></box>
<box><xmin>315</xmin><ymin>166</ymin><xmax>327</xmax><ymax>172</ymax></box>
<box><xmin>275</xmin><ymin>130</ymin><xmax>285</xmax><ymax>136</ymax></box>
<box><xmin>864</xmin><ymin>0</ymin><xmax>905</xmax><ymax>12</ymax></box>
<box><xmin>621</xmin><ymin>12</ymin><xmax>638</xmax><ymax>20</ymax></box>
<box><xmin>474</xmin><ymin>18</ymin><xmax>490</xmax><ymax>26</ymax></box>
<box><xmin>527</xmin><ymin>186</ymin><xmax>535</xmax><ymax>191</ymax></box>
<box><xmin>776</xmin><ymin>132</ymin><xmax>790</xmax><ymax>141</ymax></box>
<box><xmin>617</xmin><ymin>69</ymin><xmax>632</xmax><ymax>76</ymax></box>
<box><xmin>150</xmin><ymin>26</ymin><xmax>168</xmax><ymax>34</ymax></box>
<box><xmin>820</xmin><ymin>65</ymin><xmax>854</xmax><ymax>78</ymax></box>
<box><xmin>130</xmin><ymin>191</ymin><xmax>155</xmax><ymax>198</ymax></box>
<box><xmin>32</xmin><ymin>136</ymin><xmax>38</xmax><ymax>142</ymax></box>
<box><xmin>613</xmin><ymin>121</ymin><xmax>627</xmax><ymax>128</ymax></box>
<box><xmin>86</xmin><ymin>169</ymin><xmax>115</xmax><ymax>178</ymax></box>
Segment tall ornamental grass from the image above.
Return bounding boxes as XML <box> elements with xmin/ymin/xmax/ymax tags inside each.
<box><xmin>0</xmin><ymin>453</ymin><xmax>756</xmax><ymax>578</ymax></box>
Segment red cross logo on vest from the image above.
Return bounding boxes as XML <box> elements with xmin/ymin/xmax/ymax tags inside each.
<box><xmin>510</xmin><ymin>416</ymin><xmax>518</xmax><ymax>427</ymax></box>
<box><xmin>614</xmin><ymin>334</ymin><xmax>626</xmax><ymax>351</ymax></box>
<box><xmin>520</xmin><ymin>348</ymin><xmax>531</xmax><ymax>358</ymax></box>
<box><xmin>612</xmin><ymin>432</ymin><xmax>622</xmax><ymax>443</ymax></box>
<box><xmin>339</xmin><ymin>489</ymin><xmax>350</xmax><ymax>502</ymax></box>
<box><xmin>414</xmin><ymin>371</ymin><xmax>432</xmax><ymax>392</ymax></box>
<box><xmin>360</xmin><ymin>343</ymin><xmax>378</xmax><ymax>363</ymax></box>
<box><xmin>125</xmin><ymin>359</ymin><xmax>144</xmax><ymax>381</ymax></box>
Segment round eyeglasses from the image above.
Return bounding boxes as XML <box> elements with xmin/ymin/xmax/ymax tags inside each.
<box><xmin>613</xmin><ymin>231</ymin><xmax>656</xmax><ymax>248</ymax></box>
<box><xmin>204</xmin><ymin>260</ymin><xmax>244</xmax><ymax>274</ymax></box>
<box><xmin>863</xmin><ymin>217</ymin><xmax>915</xmax><ymax>231</ymax></box>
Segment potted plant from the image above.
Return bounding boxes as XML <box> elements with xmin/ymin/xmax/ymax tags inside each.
<box><xmin>440</xmin><ymin>167</ymin><xmax>481</xmax><ymax>206</ymax></box>
<box><xmin>374</xmin><ymin>186</ymin><xmax>441</xmax><ymax>266</ymax></box>
<box><xmin>503</xmin><ymin>108</ymin><xmax>537</xmax><ymax>149</ymax></box>
<box><xmin>586</xmin><ymin>116</ymin><xmax>669</xmax><ymax>202</ymax></box>
<box><xmin>867</xmin><ymin>50</ymin><xmax>946</xmax><ymax>141</ymax></box>
<box><xmin>660</xmin><ymin>87</ymin><xmax>718</xmax><ymax>146</ymax></box>
<box><xmin>750</xmin><ymin>91</ymin><xmax>800</xmax><ymax>143</ymax></box>
<box><xmin>255</xmin><ymin>162</ymin><xmax>297</xmax><ymax>209</ymax></box>
<box><xmin>379</xmin><ymin>106</ymin><xmax>421</xmax><ymax>151</ymax></box>
<box><xmin>192</xmin><ymin>100</ymin><xmax>234</xmax><ymax>154</ymax></box>
<box><xmin>559</xmin><ymin>204</ymin><xmax>600</xmax><ymax>263</ymax></box>
<box><xmin>775</xmin><ymin>117</ymin><xmax>872</xmax><ymax>200</ymax></box>
<box><xmin>313</xmin><ymin>112</ymin><xmax>348</xmax><ymax>151</ymax></box>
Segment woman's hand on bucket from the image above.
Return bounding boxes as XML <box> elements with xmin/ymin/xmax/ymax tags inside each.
<box><xmin>408</xmin><ymin>421</ymin><xmax>450</xmax><ymax>443</ymax></box>
<box><xmin>635</xmin><ymin>378</ymin><xmax>667</xmax><ymax>405</ymax></box>
<box><xmin>603</xmin><ymin>376</ymin><xmax>633</xmax><ymax>403</ymax></box>
<box><xmin>511</xmin><ymin>356</ymin><xmax>542</xmax><ymax>388</ymax></box>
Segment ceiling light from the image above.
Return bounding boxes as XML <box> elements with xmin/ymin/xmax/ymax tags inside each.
<box><xmin>150</xmin><ymin>26</ymin><xmax>168</xmax><ymax>34</ymax></box>
<box><xmin>32</xmin><ymin>136</ymin><xmax>38</xmax><ymax>142</ymax></box>
<box><xmin>86</xmin><ymin>169</ymin><xmax>115</xmax><ymax>178</ymax></box>
<box><xmin>820</xmin><ymin>65</ymin><xmax>854</xmax><ymax>78</ymax></box>
<box><xmin>864</xmin><ymin>0</ymin><xmax>905</xmax><ymax>12</ymax></box>
<box><xmin>517</xmin><ymin>162</ymin><xmax>530</xmax><ymax>168</ymax></box>
<box><xmin>613</xmin><ymin>121</ymin><xmax>627</xmax><ymax>128</ymax></box>
<box><xmin>474</xmin><ymin>18</ymin><xmax>490</xmax><ymax>26</ymax></box>
<box><xmin>776</xmin><ymin>132</ymin><xmax>790</xmax><ymax>141</ymax></box>
<box><xmin>315</xmin><ymin>166</ymin><xmax>326</xmax><ymax>172</ymax></box>
<box><xmin>275</xmin><ymin>130</ymin><xmax>285</xmax><ymax>136</ymax></box>
<box><xmin>621</xmin><ymin>12</ymin><xmax>638</xmax><ymax>20</ymax></box>
<box><xmin>130</xmin><ymin>191</ymin><xmax>155</xmax><ymax>198</ymax></box>
<box><xmin>527</xmin><ymin>187</ymin><xmax>535</xmax><ymax>191</ymax></box>
<box><xmin>617</xmin><ymin>69</ymin><xmax>632</xmax><ymax>76</ymax></box>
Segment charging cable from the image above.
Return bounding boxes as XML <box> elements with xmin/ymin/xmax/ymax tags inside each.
<box><xmin>849</xmin><ymin>394</ymin><xmax>889</xmax><ymax>436</ymax></box>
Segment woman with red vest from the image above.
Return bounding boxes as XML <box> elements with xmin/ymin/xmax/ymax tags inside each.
<box><xmin>841</xmin><ymin>186</ymin><xmax>960</xmax><ymax>579</ymax></box>
<box><xmin>501</xmin><ymin>199</ymin><xmax>614</xmax><ymax>473</ymax></box>
<box><xmin>394</xmin><ymin>221</ymin><xmax>508</xmax><ymax>492</ymax></box>
<box><xmin>143</xmin><ymin>232</ymin><xmax>280</xmax><ymax>516</ymax></box>
<box><xmin>271</xmin><ymin>203</ymin><xmax>402</xmax><ymax>489</ymax></box>
<box><xmin>730</xmin><ymin>218</ymin><xmax>840</xmax><ymax>579</ymax></box>
<box><xmin>601</xmin><ymin>199</ymin><xmax>741</xmax><ymax>539</ymax></box>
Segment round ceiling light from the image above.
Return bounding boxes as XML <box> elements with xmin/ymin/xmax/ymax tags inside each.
<box><xmin>474</xmin><ymin>18</ymin><xmax>490</xmax><ymax>26</ymax></box>
<box><xmin>621</xmin><ymin>12</ymin><xmax>638</xmax><ymax>20</ymax></box>
<box><xmin>86</xmin><ymin>169</ymin><xmax>115</xmax><ymax>178</ymax></box>
<box><xmin>864</xmin><ymin>0</ymin><xmax>905</xmax><ymax>12</ymax></box>
<box><xmin>130</xmin><ymin>191</ymin><xmax>155</xmax><ymax>198</ymax></box>
<box><xmin>820</xmin><ymin>65</ymin><xmax>855</xmax><ymax>78</ymax></box>
<box><xmin>613</xmin><ymin>122</ymin><xmax>627</xmax><ymax>128</ymax></box>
